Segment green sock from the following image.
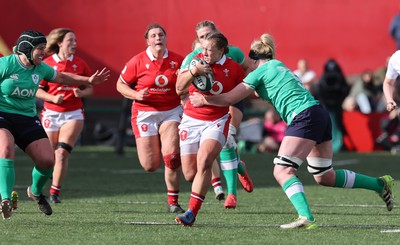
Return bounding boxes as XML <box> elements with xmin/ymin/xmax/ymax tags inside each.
<box><xmin>334</xmin><ymin>169</ymin><xmax>383</xmax><ymax>193</ymax></box>
<box><xmin>237</xmin><ymin>154</ymin><xmax>245</xmax><ymax>175</ymax></box>
<box><xmin>220</xmin><ymin>147</ymin><xmax>238</xmax><ymax>196</ymax></box>
<box><xmin>282</xmin><ymin>176</ymin><xmax>314</xmax><ymax>221</ymax></box>
<box><xmin>31</xmin><ymin>165</ymin><xmax>53</xmax><ymax>196</ymax></box>
<box><xmin>0</xmin><ymin>158</ymin><xmax>15</xmax><ymax>200</ymax></box>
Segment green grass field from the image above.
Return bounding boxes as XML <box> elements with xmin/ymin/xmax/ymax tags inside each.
<box><xmin>1</xmin><ymin>146</ymin><xmax>399</xmax><ymax>244</ymax></box>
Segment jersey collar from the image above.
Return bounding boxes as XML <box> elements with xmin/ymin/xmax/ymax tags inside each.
<box><xmin>52</xmin><ymin>53</ymin><xmax>74</xmax><ymax>63</ymax></box>
<box><xmin>146</xmin><ymin>47</ymin><xmax>168</xmax><ymax>61</ymax></box>
<box><xmin>215</xmin><ymin>55</ymin><xmax>227</xmax><ymax>65</ymax></box>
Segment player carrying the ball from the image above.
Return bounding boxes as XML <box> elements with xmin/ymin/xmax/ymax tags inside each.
<box><xmin>181</xmin><ymin>20</ymin><xmax>254</xmax><ymax>209</ymax></box>
<box><xmin>175</xmin><ymin>32</ymin><xmax>245</xmax><ymax>226</ymax></box>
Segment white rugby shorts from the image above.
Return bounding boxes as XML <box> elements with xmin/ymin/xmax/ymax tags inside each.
<box><xmin>41</xmin><ymin>108</ymin><xmax>84</xmax><ymax>132</ymax></box>
<box><xmin>179</xmin><ymin>113</ymin><xmax>230</xmax><ymax>155</ymax></box>
<box><xmin>131</xmin><ymin>105</ymin><xmax>183</xmax><ymax>138</ymax></box>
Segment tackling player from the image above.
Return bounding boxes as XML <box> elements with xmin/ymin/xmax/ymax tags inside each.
<box><xmin>190</xmin><ymin>33</ymin><xmax>394</xmax><ymax>229</ymax></box>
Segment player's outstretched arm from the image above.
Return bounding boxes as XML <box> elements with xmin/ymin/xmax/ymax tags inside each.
<box><xmin>53</xmin><ymin>67</ymin><xmax>110</xmax><ymax>86</ymax></box>
<box><xmin>190</xmin><ymin>83</ymin><xmax>253</xmax><ymax>107</ymax></box>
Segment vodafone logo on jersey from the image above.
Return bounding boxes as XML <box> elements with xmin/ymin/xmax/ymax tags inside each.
<box><xmin>209</xmin><ymin>81</ymin><xmax>223</xmax><ymax>95</ymax></box>
<box><xmin>155</xmin><ymin>74</ymin><xmax>168</xmax><ymax>87</ymax></box>
<box><xmin>141</xmin><ymin>124</ymin><xmax>148</xmax><ymax>132</ymax></box>
<box><xmin>180</xmin><ymin>130</ymin><xmax>188</xmax><ymax>141</ymax></box>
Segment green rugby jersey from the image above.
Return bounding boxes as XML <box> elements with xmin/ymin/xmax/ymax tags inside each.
<box><xmin>181</xmin><ymin>45</ymin><xmax>245</xmax><ymax>70</ymax></box>
<box><xmin>244</xmin><ymin>59</ymin><xmax>319</xmax><ymax>125</ymax></box>
<box><xmin>0</xmin><ymin>55</ymin><xmax>56</xmax><ymax>117</ymax></box>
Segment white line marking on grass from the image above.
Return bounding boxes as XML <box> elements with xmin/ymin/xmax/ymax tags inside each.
<box><xmin>101</xmin><ymin>168</ymin><xmax>164</xmax><ymax>174</ymax></box>
<box><xmin>381</xmin><ymin>229</ymin><xmax>400</xmax><ymax>233</ymax></box>
<box><xmin>333</xmin><ymin>159</ymin><xmax>359</xmax><ymax>166</ymax></box>
<box><xmin>314</xmin><ymin>203</ymin><xmax>394</xmax><ymax>208</ymax></box>
<box><xmin>124</xmin><ymin>222</ymin><xmax>400</xmax><ymax>229</ymax></box>
<box><xmin>323</xmin><ymin>224</ymin><xmax>400</xmax><ymax>229</ymax></box>
<box><xmin>124</xmin><ymin>221</ymin><xmax>281</xmax><ymax>227</ymax></box>
<box><xmin>78</xmin><ymin>200</ymin><xmax>220</xmax><ymax>205</ymax></box>
<box><xmin>125</xmin><ymin>221</ymin><xmax>178</xmax><ymax>225</ymax></box>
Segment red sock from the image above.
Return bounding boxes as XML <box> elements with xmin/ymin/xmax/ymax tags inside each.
<box><xmin>50</xmin><ymin>185</ymin><xmax>61</xmax><ymax>196</ymax></box>
<box><xmin>188</xmin><ymin>192</ymin><xmax>205</xmax><ymax>216</ymax></box>
<box><xmin>167</xmin><ymin>190</ymin><xmax>179</xmax><ymax>205</ymax></box>
<box><xmin>211</xmin><ymin>177</ymin><xmax>222</xmax><ymax>189</ymax></box>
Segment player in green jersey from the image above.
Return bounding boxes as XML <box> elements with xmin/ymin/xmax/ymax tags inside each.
<box><xmin>189</xmin><ymin>33</ymin><xmax>394</xmax><ymax>229</ymax></box>
<box><xmin>0</xmin><ymin>30</ymin><xmax>109</xmax><ymax>219</ymax></box>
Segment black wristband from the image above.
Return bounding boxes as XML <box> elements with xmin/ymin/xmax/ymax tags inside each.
<box><xmin>189</xmin><ymin>68</ymin><xmax>196</xmax><ymax>77</ymax></box>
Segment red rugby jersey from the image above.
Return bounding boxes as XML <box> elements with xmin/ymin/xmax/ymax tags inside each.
<box><xmin>184</xmin><ymin>54</ymin><xmax>245</xmax><ymax>121</ymax></box>
<box><xmin>119</xmin><ymin>48</ymin><xmax>183</xmax><ymax>111</ymax></box>
<box><xmin>40</xmin><ymin>54</ymin><xmax>91</xmax><ymax>112</ymax></box>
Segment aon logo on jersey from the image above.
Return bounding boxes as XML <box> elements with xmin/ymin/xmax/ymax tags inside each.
<box><xmin>11</xmin><ymin>87</ymin><xmax>36</xmax><ymax>97</ymax></box>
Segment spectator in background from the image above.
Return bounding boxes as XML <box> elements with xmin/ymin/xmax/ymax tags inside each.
<box><xmin>389</xmin><ymin>12</ymin><xmax>400</xmax><ymax>50</ymax></box>
<box><xmin>316</xmin><ymin>59</ymin><xmax>350</xmax><ymax>152</ymax></box>
<box><xmin>294</xmin><ymin>58</ymin><xmax>317</xmax><ymax>95</ymax></box>
<box><xmin>36</xmin><ymin>28</ymin><xmax>92</xmax><ymax>204</ymax></box>
<box><xmin>116</xmin><ymin>24</ymin><xmax>185</xmax><ymax>213</ymax></box>
<box><xmin>258</xmin><ymin>108</ymin><xmax>287</xmax><ymax>153</ymax></box>
<box><xmin>342</xmin><ymin>69</ymin><xmax>385</xmax><ymax>114</ymax></box>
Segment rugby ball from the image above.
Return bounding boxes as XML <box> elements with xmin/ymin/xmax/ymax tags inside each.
<box><xmin>188</xmin><ymin>58</ymin><xmax>214</xmax><ymax>92</ymax></box>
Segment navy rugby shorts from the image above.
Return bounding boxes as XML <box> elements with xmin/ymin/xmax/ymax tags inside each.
<box><xmin>285</xmin><ymin>104</ymin><xmax>332</xmax><ymax>144</ymax></box>
<box><xmin>0</xmin><ymin>111</ymin><xmax>48</xmax><ymax>151</ymax></box>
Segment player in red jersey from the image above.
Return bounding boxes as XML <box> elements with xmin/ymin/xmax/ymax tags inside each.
<box><xmin>116</xmin><ymin>24</ymin><xmax>185</xmax><ymax>213</ymax></box>
<box><xmin>175</xmin><ymin>32</ymin><xmax>245</xmax><ymax>226</ymax></box>
<box><xmin>185</xmin><ymin>21</ymin><xmax>254</xmax><ymax>208</ymax></box>
<box><xmin>36</xmin><ymin>28</ymin><xmax>93</xmax><ymax>204</ymax></box>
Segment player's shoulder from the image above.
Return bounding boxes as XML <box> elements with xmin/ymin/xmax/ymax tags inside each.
<box><xmin>228</xmin><ymin>45</ymin><xmax>244</xmax><ymax>53</ymax></box>
<box><xmin>72</xmin><ymin>55</ymin><xmax>87</xmax><ymax>63</ymax></box>
<box><xmin>167</xmin><ymin>50</ymin><xmax>184</xmax><ymax>61</ymax></box>
<box><xmin>126</xmin><ymin>50</ymin><xmax>148</xmax><ymax>64</ymax></box>
<box><xmin>390</xmin><ymin>50</ymin><xmax>400</xmax><ymax>61</ymax></box>
<box><xmin>227</xmin><ymin>45</ymin><xmax>245</xmax><ymax>64</ymax></box>
<box><xmin>0</xmin><ymin>54</ymin><xmax>14</xmax><ymax>64</ymax></box>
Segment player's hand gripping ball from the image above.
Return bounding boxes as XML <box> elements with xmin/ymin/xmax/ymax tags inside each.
<box><xmin>189</xmin><ymin>58</ymin><xmax>214</xmax><ymax>92</ymax></box>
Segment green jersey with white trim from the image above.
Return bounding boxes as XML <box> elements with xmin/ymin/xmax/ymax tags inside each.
<box><xmin>0</xmin><ymin>55</ymin><xmax>56</xmax><ymax>117</ymax></box>
<box><xmin>181</xmin><ymin>45</ymin><xmax>245</xmax><ymax>70</ymax></box>
<box><xmin>243</xmin><ymin>59</ymin><xmax>319</xmax><ymax>125</ymax></box>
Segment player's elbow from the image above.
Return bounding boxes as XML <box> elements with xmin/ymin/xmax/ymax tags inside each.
<box><xmin>176</xmin><ymin>86</ymin><xmax>187</xmax><ymax>96</ymax></box>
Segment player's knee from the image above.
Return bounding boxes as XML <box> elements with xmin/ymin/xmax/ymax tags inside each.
<box><xmin>141</xmin><ymin>162</ymin><xmax>159</xmax><ymax>172</ymax></box>
<box><xmin>56</xmin><ymin>142</ymin><xmax>73</xmax><ymax>154</ymax></box>
<box><xmin>273</xmin><ymin>155</ymin><xmax>302</xmax><ymax>180</ymax></box>
<box><xmin>163</xmin><ymin>153</ymin><xmax>181</xmax><ymax>169</ymax></box>
<box><xmin>182</xmin><ymin>169</ymin><xmax>195</xmax><ymax>182</ymax></box>
<box><xmin>273</xmin><ymin>155</ymin><xmax>303</xmax><ymax>169</ymax></box>
<box><xmin>38</xmin><ymin>155</ymin><xmax>55</xmax><ymax>170</ymax></box>
<box><xmin>306</xmin><ymin>157</ymin><xmax>333</xmax><ymax>178</ymax></box>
